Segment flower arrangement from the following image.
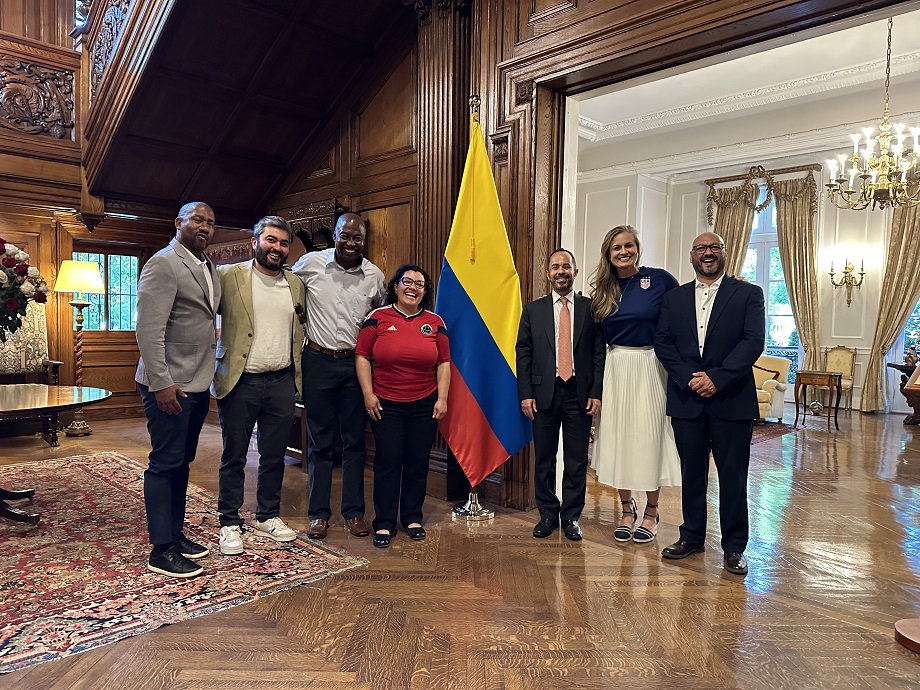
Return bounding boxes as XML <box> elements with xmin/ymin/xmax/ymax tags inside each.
<box><xmin>0</xmin><ymin>236</ymin><xmax>49</xmax><ymax>343</ymax></box>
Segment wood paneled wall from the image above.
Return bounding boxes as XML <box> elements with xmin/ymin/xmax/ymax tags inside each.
<box><xmin>0</xmin><ymin>0</ymin><xmax>74</xmax><ymax>48</ymax></box>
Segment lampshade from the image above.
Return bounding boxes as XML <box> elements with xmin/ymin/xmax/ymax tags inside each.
<box><xmin>55</xmin><ymin>260</ymin><xmax>105</xmax><ymax>294</ymax></box>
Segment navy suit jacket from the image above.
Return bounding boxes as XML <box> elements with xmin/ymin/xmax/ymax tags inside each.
<box><xmin>654</xmin><ymin>275</ymin><xmax>765</xmax><ymax>420</ymax></box>
<box><xmin>516</xmin><ymin>292</ymin><xmax>605</xmax><ymax>411</ymax></box>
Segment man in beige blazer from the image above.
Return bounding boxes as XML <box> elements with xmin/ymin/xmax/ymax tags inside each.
<box><xmin>212</xmin><ymin>216</ymin><xmax>306</xmax><ymax>555</ymax></box>
<box><xmin>136</xmin><ymin>201</ymin><xmax>221</xmax><ymax>578</ymax></box>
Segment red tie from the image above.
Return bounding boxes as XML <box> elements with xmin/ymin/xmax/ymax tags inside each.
<box><xmin>558</xmin><ymin>296</ymin><xmax>573</xmax><ymax>381</ymax></box>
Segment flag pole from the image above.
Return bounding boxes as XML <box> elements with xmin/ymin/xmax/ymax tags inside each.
<box><xmin>451</xmin><ymin>93</ymin><xmax>496</xmax><ymax>523</ymax></box>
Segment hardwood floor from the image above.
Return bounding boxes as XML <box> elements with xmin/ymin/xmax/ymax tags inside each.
<box><xmin>1</xmin><ymin>408</ymin><xmax>919</xmax><ymax>688</ymax></box>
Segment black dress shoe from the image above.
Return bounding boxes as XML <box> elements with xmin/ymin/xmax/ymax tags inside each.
<box><xmin>175</xmin><ymin>533</ymin><xmax>209</xmax><ymax>560</ymax></box>
<box><xmin>148</xmin><ymin>546</ymin><xmax>203</xmax><ymax>578</ymax></box>
<box><xmin>405</xmin><ymin>525</ymin><xmax>426</xmax><ymax>541</ymax></box>
<box><xmin>661</xmin><ymin>539</ymin><xmax>705</xmax><ymax>560</ymax></box>
<box><xmin>562</xmin><ymin>520</ymin><xmax>583</xmax><ymax>541</ymax></box>
<box><xmin>373</xmin><ymin>531</ymin><xmax>392</xmax><ymax>548</ymax></box>
<box><xmin>724</xmin><ymin>551</ymin><xmax>749</xmax><ymax>575</ymax></box>
<box><xmin>533</xmin><ymin>518</ymin><xmax>558</xmax><ymax>538</ymax></box>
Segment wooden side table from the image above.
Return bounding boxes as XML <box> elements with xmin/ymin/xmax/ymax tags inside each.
<box><xmin>793</xmin><ymin>370</ymin><xmax>842</xmax><ymax>431</ymax></box>
<box><xmin>886</xmin><ymin>362</ymin><xmax>920</xmax><ymax>425</ymax></box>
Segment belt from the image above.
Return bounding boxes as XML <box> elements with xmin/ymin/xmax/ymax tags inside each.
<box><xmin>240</xmin><ymin>366</ymin><xmax>292</xmax><ymax>378</ymax></box>
<box><xmin>307</xmin><ymin>340</ymin><xmax>355</xmax><ymax>359</ymax></box>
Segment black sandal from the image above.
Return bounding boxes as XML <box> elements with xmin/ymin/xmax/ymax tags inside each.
<box><xmin>632</xmin><ymin>502</ymin><xmax>659</xmax><ymax>543</ymax></box>
<box><xmin>614</xmin><ymin>498</ymin><xmax>638</xmax><ymax>542</ymax></box>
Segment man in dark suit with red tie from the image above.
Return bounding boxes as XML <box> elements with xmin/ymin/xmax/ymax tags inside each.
<box><xmin>516</xmin><ymin>249</ymin><xmax>605</xmax><ymax>540</ymax></box>
<box><xmin>654</xmin><ymin>232</ymin><xmax>765</xmax><ymax>575</ymax></box>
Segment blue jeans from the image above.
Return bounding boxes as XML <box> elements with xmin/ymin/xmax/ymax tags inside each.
<box><xmin>139</xmin><ymin>384</ymin><xmax>211</xmax><ymax>546</ymax></box>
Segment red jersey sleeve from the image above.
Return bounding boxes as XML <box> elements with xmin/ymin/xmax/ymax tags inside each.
<box><xmin>435</xmin><ymin>321</ymin><xmax>450</xmax><ymax>364</ymax></box>
<box><xmin>355</xmin><ymin>316</ymin><xmax>379</xmax><ymax>358</ymax></box>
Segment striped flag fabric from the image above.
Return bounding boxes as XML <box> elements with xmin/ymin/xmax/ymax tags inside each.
<box><xmin>434</xmin><ymin>115</ymin><xmax>532</xmax><ymax>487</ymax></box>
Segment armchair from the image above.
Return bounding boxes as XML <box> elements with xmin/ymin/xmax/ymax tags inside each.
<box><xmin>753</xmin><ymin>354</ymin><xmax>792</xmax><ymax>421</ymax></box>
<box><xmin>822</xmin><ymin>345</ymin><xmax>856</xmax><ymax>410</ymax></box>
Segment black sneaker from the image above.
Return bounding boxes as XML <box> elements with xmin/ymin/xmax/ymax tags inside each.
<box><xmin>175</xmin><ymin>534</ymin><xmax>209</xmax><ymax>559</ymax></box>
<box><xmin>148</xmin><ymin>546</ymin><xmax>204</xmax><ymax>578</ymax></box>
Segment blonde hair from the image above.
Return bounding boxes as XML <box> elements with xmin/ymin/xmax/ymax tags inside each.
<box><xmin>590</xmin><ymin>225</ymin><xmax>641</xmax><ymax>323</ymax></box>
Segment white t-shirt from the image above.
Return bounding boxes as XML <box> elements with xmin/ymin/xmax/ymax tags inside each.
<box><xmin>244</xmin><ymin>266</ymin><xmax>293</xmax><ymax>373</ymax></box>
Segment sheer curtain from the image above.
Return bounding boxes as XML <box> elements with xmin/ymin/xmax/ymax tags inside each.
<box><xmin>711</xmin><ymin>183</ymin><xmax>759</xmax><ymax>276</ymax></box>
<box><xmin>861</xmin><ymin>199</ymin><xmax>920</xmax><ymax>411</ymax></box>
<box><xmin>774</xmin><ymin>173</ymin><xmax>821</xmax><ymax>370</ymax></box>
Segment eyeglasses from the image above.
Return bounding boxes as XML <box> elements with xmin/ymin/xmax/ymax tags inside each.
<box><xmin>399</xmin><ymin>277</ymin><xmax>426</xmax><ymax>289</ymax></box>
<box><xmin>691</xmin><ymin>243</ymin><xmax>724</xmax><ymax>255</ymax></box>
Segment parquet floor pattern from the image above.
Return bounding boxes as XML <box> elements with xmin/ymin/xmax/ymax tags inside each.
<box><xmin>1</xmin><ymin>409</ymin><xmax>919</xmax><ymax>688</ymax></box>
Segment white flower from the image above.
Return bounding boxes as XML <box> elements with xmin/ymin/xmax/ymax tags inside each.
<box><xmin>27</xmin><ymin>266</ymin><xmax>40</xmax><ymax>278</ymax></box>
<box><xmin>0</xmin><ymin>271</ymin><xmax>8</xmax><ymax>285</ymax></box>
<box><xmin>15</xmin><ymin>251</ymin><xmax>28</xmax><ymax>263</ymax></box>
<box><xmin>4</xmin><ymin>244</ymin><xmax>18</xmax><ymax>256</ymax></box>
<box><xmin>19</xmin><ymin>281</ymin><xmax>35</xmax><ymax>297</ymax></box>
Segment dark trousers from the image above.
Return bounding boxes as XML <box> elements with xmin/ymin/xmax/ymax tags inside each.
<box><xmin>531</xmin><ymin>378</ymin><xmax>592</xmax><ymax>524</ymax></box>
<box><xmin>139</xmin><ymin>384</ymin><xmax>211</xmax><ymax>547</ymax></box>
<box><xmin>301</xmin><ymin>346</ymin><xmax>366</xmax><ymax>521</ymax></box>
<box><xmin>369</xmin><ymin>391</ymin><xmax>438</xmax><ymax>533</ymax></box>
<box><xmin>671</xmin><ymin>410</ymin><xmax>753</xmax><ymax>552</ymax></box>
<box><xmin>217</xmin><ymin>369</ymin><xmax>295</xmax><ymax>526</ymax></box>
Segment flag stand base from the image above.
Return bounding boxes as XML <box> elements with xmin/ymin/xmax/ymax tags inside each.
<box><xmin>452</xmin><ymin>492</ymin><xmax>494</xmax><ymax>521</ymax></box>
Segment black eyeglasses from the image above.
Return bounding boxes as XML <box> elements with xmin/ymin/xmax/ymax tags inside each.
<box><xmin>691</xmin><ymin>243</ymin><xmax>724</xmax><ymax>255</ymax></box>
<box><xmin>399</xmin><ymin>277</ymin><xmax>426</xmax><ymax>289</ymax></box>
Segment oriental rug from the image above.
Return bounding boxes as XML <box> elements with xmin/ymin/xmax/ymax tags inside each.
<box><xmin>751</xmin><ymin>421</ymin><xmax>800</xmax><ymax>444</ymax></box>
<box><xmin>0</xmin><ymin>452</ymin><xmax>366</xmax><ymax>674</ymax></box>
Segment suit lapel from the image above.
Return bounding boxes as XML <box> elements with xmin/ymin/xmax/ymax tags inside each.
<box><xmin>236</xmin><ymin>264</ymin><xmax>254</xmax><ymax>329</ymax></box>
<box><xmin>174</xmin><ymin>242</ymin><xmax>214</xmax><ymax>313</ymax></box>
<box><xmin>679</xmin><ymin>282</ymin><xmax>697</xmax><ymax>337</ymax></box>
<box><xmin>541</xmin><ymin>295</ymin><xmax>556</xmax><ymax>352</ymax></box>
<box><xmin>284</xmin><ymin>271</ymin><xmax>305</xmax><ymax>345</ymax></box>
<box><xmin>572</xmin><ymin>293</ymin><xmax>587</xmax><ymax>346</ymax></box>
<box><xmin>704</xmin><ymin>276</ymin><xmax>737</xmax><ymax>345</ymax></box>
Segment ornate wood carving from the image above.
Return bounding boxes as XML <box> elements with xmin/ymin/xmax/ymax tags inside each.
<box><xmin>289</xmin><ymin>200</ymin><xmax>342</xmax><ymax>253</ymax></box>
<box><xmin>492</xmin><ymin>133</ymin><xmax>509</xmax><ymax>163</ymax></box>
<box><xmin>408</xmin><ymin>0</ymin><xmax>469</xmax><ymax>24</ymax></box>
<box><xmin>90</xmin><ymin>0</ymin><xmax>134</xmax><ymax>102</ymax></box>
<box><xmin>515</xmin><ymin>80</ymin><xmax>534</xmax><ymax>106</ymax></box>
<box><xmin>0</xmin><ymin>60</ymin><xmax>74</xmax><ymax>140</ymax></box>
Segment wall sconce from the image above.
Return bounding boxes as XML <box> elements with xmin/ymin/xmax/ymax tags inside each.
<box><xmin>829</xmin><ymin>258</ymin><xmax>865</xmax><ymax>307</ymax></box>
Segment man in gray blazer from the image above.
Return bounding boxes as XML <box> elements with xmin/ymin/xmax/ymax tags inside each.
<box><xmin>136</xmin><ymin>201</ymin><xmax>221</xmax><ymax>578</ymax></box>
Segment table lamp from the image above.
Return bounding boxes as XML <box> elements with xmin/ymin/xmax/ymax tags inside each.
<box><xmin>55</xmin><ymin>259</ymin><xmax>105</xmax><ymax>436</ymax></box>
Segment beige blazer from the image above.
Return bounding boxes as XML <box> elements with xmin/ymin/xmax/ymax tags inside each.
<box><xmin>212</xmin><ymin>261</ymin><xmax>306</xmax><ymax>400</ymax></box>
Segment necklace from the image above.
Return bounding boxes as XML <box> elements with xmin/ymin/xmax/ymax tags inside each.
<box><xmin>619</xmin><ymin>269</ymin><xmax>640</xmax><ymax>297</ymax></box>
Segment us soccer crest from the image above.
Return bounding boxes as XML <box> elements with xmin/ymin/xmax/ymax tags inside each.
<box><xmin>640</xmin><ymin>277</ymin><xmax>651</xmax><ymax>290</ymax></box>
<box><xmin>421</xmin><ymin>323</ymin><xmax>433</xmax><ymax>335</ymax></box>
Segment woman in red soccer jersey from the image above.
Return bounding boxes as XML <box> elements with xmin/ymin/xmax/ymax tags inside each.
<box><xmin>356</xmin><ymin>265</ymin><xmax>451</xmax><ymax>548</ymax></box>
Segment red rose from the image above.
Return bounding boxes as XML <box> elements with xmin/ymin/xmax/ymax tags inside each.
<box><xmin>14</xmin><ymin>263</ymin><xmax>28</xmax><ymax>276</ymax></box>
<box><xmin>4</xmin><ymin>297</ymin><xmax>19</xmax><ymax>312</ymax></box>
<box><xmin>1</xmin><ymin>256</ymin><xmax>15</xmax><ymax>268</ymax></box>
<box><xmin>33</xmin><ymin>291</ymin><xmax>47</xmax><ymax>303</ymax></box>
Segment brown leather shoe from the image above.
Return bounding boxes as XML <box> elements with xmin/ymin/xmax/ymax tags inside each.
<box><xmin>307</xmin><ymin>518</ymin><xmax>328</xmax><ymax>539</ymax></box>
<box><xmin>346</xmin><ymin>516</ymin><xmax>369</xmax><ymax>537</ymax></box>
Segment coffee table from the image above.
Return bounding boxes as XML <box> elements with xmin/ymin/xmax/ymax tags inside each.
<box><xmin>0</xmin><ymin>384</ymin><xmax>112</xmax><ymax>523</ymax></box>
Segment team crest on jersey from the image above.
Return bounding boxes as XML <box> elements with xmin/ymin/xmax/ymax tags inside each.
<box><xmin>420</xmin><ymin>323</ymin><xmax>433</xmax><ymax>335</ymax></box>
<box><xmin>640</xmin><ymin>277</ymin><xmax>651</xmax><ymax>290</ymax></box>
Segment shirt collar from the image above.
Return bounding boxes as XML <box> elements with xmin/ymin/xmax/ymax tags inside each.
<box><xmin>325</xmin><ymin>249</ymin><xmax>366</xmax><ymax>274</ymax></box>
<box><xmin>172</xmin><ymin>238</ymin><xmax>208</xmax><ymax>267</ymax></box>
<box><xmin>552</xmin><ymin>289</ymin><xmax>575</xmax><ymax>304</ymax></box>
<box><xmin>695</xmin><ymin>276</ymin><xmax>723</xmax><ymax>291</ymax></box>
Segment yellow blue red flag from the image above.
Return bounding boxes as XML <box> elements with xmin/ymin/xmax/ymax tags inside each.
<box><xmin>435</xmin><ymin>115</ymin><xmax>532</xmax><ymax>486</ymax></box>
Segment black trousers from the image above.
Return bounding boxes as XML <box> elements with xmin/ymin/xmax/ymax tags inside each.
<box><xmin>369</xmin><ymin>391</ymin><xmax>438</xmax><ymax>533</ymax></box>
<box><xmin>671</xmin><ymin>410</ymin><xmax>753</xmax><ymax>552</ymax></box>
<box><xmin>139</xmin><ymin>384</ymin><xmax>211</xmax><ymax>547</ymax></box>
<box><xmin>531</xmin><ymin>378</ymin><xmax>592</xmax><ymax>524</ymax></box>
<box><xmin>301</xmin><ymin>346</ymin><xmax>366</xmax><ymax>521</ymax></box>
<box><xmin>217</xmin><ymin>368</ymin><xmax>295</xmax><ymax>526</ymax></box>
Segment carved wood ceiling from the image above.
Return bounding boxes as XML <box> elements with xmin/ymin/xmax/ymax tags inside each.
<box><xmin>90</xmin><ymin>0</ymin><xmax>413</xmax><ymax>226</ymax></box>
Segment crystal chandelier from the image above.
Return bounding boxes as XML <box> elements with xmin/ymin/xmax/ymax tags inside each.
<box><xmin>825</xmin><ymin>18</ymin><xmax>919</xmax><ymax>210</ymax></box>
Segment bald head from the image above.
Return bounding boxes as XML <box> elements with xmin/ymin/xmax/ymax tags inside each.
<box><xmin>333</xmin><ymin>212</ymin><xmax>366</xmax><ymax>269</ymax></box>
<box><xmin>690</xmin><ymin>232</ymin><xmax>726</xmax><ymax>284</ymax></box>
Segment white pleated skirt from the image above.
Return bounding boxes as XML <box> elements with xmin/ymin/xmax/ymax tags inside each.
<box><xmin>591</xmin><ymin>345</ymin><xmax>682</xmax><ymax>490</ymax></box>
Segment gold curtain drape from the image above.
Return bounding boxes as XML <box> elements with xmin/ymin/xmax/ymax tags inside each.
<box><xmin>711</xmin><ymin>183</ymin><xmax>758</xmax><ymax>277</ymax></box>
<box><xmin>861</xmin><ymin>200</ymin><xmax>920</xmax><ymax>411</ymax></box>
<box><xmin>774</xmin><ymin>174</ymin><xmax>821</xmax><ymax>370</ymax></box>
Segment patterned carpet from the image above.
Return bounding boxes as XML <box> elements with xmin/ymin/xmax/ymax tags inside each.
<box><xmin>0</xmin><ymin>452</ymin><xmax>366</xmax><ymax>674</ymax></box>
<box><xmin>751</xmin><ymin>420</ymin><xmax>799</xmax><ymax>444</ymax></box>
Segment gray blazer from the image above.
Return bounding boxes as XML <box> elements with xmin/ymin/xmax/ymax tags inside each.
<box><xmin>135</xmin><ymin>238</ymin><xmax>221</xmax><ymax>394</ymax></box>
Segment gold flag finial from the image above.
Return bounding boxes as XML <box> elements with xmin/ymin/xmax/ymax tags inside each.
<box><xmin>469</xmin><ymin>95</ymin><xmax>480</xmax><ymax>122</ymax></box>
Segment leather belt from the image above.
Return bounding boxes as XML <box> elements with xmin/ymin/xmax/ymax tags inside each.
<box><xmin>307</xmin><ymin>340</ymin><xmax>355</xmax><ymax>359</ymax></box>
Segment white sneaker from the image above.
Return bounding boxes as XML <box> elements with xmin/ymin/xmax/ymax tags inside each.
<box><xmin>219</xmin><ymin>525</ymin><xmax>244</xmax><ymax>555</ymax></box>
<box><xmin>252</xmin><ymin>517</ymin><xmax>297</xmax><ymax>542</ymax></box>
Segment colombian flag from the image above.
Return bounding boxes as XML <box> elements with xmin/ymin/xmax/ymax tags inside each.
<box><xmin>435</xmin><ymin>114</ymin><xmax>532</xmax><ymax>487</ymax></box>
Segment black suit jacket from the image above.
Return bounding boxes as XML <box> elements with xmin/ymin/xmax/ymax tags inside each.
<box><xmin>654</xmin><ymin>276</ymin><xmax>765</xmax><ymax>421</ymax></box>
<box><xmin>516</xmin><ymin>292</ymin><xmax>605</xmax><ymax>410</ymax></box>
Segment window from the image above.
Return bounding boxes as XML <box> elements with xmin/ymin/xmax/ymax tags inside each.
<box><xmin>739</xmin><ymin>189</ymin><xmax>803</xmax><ymax>383</ymax></box>
<box><xmin>72</xmin><ymin>251</ymin><xmax>139</xmax><ymax>331</ymax></box>
<box><xmin>902</xmin><ymin>297</ymin><xmax>920</xmax><ymax>358</ymax></box>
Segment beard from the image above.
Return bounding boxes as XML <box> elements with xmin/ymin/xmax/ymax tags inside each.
<box><xmin>255</xmin><ymin>245</ymin><xmax>285</xmax><ymax>271</ymax></box>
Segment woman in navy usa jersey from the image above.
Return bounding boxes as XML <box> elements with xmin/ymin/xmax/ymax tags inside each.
<box><xmin>356</xmin><ymin>265</ymin><xmax>451</xmax><ymax>548</ymax></box>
